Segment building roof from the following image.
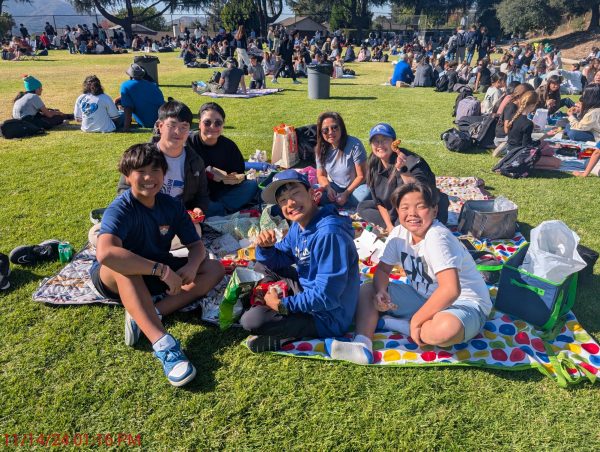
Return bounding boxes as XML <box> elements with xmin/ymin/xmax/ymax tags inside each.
<box><xmin>275</xmin><ymin>16</ymin><xmax>327</xmax><ymax>32</ymax></box>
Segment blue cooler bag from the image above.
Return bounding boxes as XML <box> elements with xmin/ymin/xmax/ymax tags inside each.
<box><xmin>495</xmin><ymin>245</ymin><xmax>578</xmax><ymax>331</ymax></box>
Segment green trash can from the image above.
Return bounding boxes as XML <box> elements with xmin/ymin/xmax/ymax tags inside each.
<box><xmin>307</xmin><ymin>64</ymin><xmax>331</xmax><ymax>99</ymax></box>
<box><xmin>133</xmin><ymin>55</ymin><xmax>160</xmax><ymax>84</ymax></box>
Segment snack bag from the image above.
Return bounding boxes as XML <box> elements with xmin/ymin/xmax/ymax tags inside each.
<box><xmin>219</xmin><ymin>267</ymin><xmax>264</xmax><ymax>330</ymax></box>
<box><xmin>250</xmin><ymin>281</ymin><xmax>288</xmax><ymax>306</ymax></box>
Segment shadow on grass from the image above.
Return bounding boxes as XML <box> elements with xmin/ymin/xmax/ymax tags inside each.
<box><xmin>6</xmin><ymin>267</ymin><xmax>45</xmax><ymax>292</ymax></box>
<box><xmin>161</xmin><ymin>84</ymin><xmax>195</xmax><ymax>88</ymax></box>
<box><xmin>169</xmin><ymin>314</ymin><xmax>247</xmax><ymax>393</ymax></box>
<box><xmin>329</xmin><ymin>96</ymin><xmax>378</xmax><ymax>100</ymax></box>
<box><xmin>531</xmin><ymin>170</ymin><xmax>573</xmax><ymax>179</ymax></box>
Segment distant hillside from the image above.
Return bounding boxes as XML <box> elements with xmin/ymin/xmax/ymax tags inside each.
<box><xmin>5</xmin><ymin>0</ymin><xmax>99</xmax><ymax>34</ymax></box>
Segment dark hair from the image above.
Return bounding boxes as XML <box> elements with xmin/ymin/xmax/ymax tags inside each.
<box><xmin>580</xmin><ymin>83</ymin><xmax>600</xmax><ymax>117</ymax></box>
<box><xmin>391</xmin><ymin>182</ymin><xmax>439</xmax><ymax>210</ymax></box>
<box><xmin>506</xmin><ymin>80</ymin><xmax>520</xmax><ymax>95</ymax></box>
<box><xmin>82</xmin><ymin>75</ymin><xmax>103</xmax><ymax>95</ymax></box>
<box><xmin>546</xmin><ymin>74</ymin><xmax>562</xmax><ymax>87</ymax></box>
<box><xmin>199</xmin><ymin>102</ymin><xmax>226</xmax><ymax>121</ymax></box>
<box><xmin>118</xmin><ymin>143</ymin><xmax>167</xmax><ymax>176</ymax></box>
<box><xmin>492</xmin><ymin>72</ymin><xmax>507</xmax><ymax>84</ymax></box>
<box><xmin>315</xmin><ymin>111</ymin><xmax>348</xmax><ymax>168</ymax></box>
<box><xmin>275</xmin><ymin>181</ymin><xmax>309</xmax><ymax>202</ymax></box>
<box><xmin>158</xmin><ymin>100</ymin><xmax>193</xmax><ymax>124</ymax></box>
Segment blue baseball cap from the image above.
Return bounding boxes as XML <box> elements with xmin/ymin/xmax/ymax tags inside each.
<box><xmin>261</xmin><ymin>169</ymin><xmax>311</xmax><ymax>204</ymax></box>
<box><xmin>368</xmin><ymin>123</ymin><xmax>396</xmax><ymax>141</ymax></box>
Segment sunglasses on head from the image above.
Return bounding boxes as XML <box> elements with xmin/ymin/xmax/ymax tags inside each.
<box><xmin>321</xmin><ymin>124</ymin><xmax>340</xmax><ymax>135</ymax></box>
<box><xmin>202</xmin><ymin>119</ymin><xmax>223</xmax><ymax>128</ymax></box>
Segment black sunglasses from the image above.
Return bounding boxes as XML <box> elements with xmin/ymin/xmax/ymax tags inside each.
<box><xmin>202</xmin><ymin>119</ymin><xmax>224</xmax><ymax>128</ymax></box>
<box><xmin>321</xmin><ymin>124</ymin><xmax>340</xmax><ymax>135</ymax></box>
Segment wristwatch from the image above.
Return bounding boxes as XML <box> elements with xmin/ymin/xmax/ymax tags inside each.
<box><xmin>277</xmin><ymin>301</ymin><xmax>289</xmax><ymax>316</ymax></box>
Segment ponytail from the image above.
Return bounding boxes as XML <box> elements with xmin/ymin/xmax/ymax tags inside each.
<box><xmin>507</xmin><ymin>91</ymin><xmax>539</xmax><ymax>131</ymax></box>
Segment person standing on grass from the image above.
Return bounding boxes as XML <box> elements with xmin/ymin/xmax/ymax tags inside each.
<box><xmin>327</xmin><ymin>182</ymin><xmax>492</xmax><ymax>364</ymax></box>
<box><xmin>91</xmin><ymin>143</ymin><xmax>224</xmax><ymax>386</ymax></box>
<box><xmin>240</xmin><ymin>170</ymin><xmax>360</xmax><ymax>352</ymax></box>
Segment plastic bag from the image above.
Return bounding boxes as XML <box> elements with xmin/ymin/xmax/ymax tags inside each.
<box><xmin>532</xmin><ymin>108</ymin><xmax>548</xmax><ymax>130</ymax></box>
<box><xmin>219</xmin><ymin>267</ymin><xmax>264</xmax><ymax>330</ymax></box>
<box><xmin>520</xmin><ymin>220</ymin><xmax>587</xmax><ymax>283</ymax></box>
<box><xmin>259</xmin><ymin>205</ymin><xmax>289</xmax><ymax>241</ymax></box>
<box><xmin>493</xmin><ymin>196</ymin><xmax>517</xmax><ymax>212</ymax></box>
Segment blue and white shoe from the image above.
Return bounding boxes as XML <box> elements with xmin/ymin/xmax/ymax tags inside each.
<box><xmin>154</xmin><ymin>336</ymin><xmax>197</xmax><ymax>387</ymax></box>
<box><xmin>124</xmin><ymin>311</ymin><xmax>140</xmax><ymax>346</ymax></box>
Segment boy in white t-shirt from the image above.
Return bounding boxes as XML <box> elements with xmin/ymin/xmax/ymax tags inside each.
<box><xmin>327</xmin><ymin>182</ymin><xmax>492</xmax><ymax>364</ymax></box>
<box><xmin>481</xmin><ymin>72</ymin><xmax>507</xmax><ymax>114</ymax></box>
<box><xmin>74</xmin><ymin>75</ymin><xmax>122</xmax><ymax>133</ymax></box>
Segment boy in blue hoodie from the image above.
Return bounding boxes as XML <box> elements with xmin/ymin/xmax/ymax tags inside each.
<box><xmin>240</xmin><ymin>170</ymin><xmax>360</xmax><ymax>352</ymax></box>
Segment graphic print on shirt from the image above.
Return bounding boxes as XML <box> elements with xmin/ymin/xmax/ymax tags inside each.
<box><xmin>295</xmin><ymin>236</ymin><xmax>310</xmax><ymax>267</ymax></box>
<box><xmin>161</xmin><ymin>178</ymin><xmax>184</xmax><ymax>199</ymax></box>
<box><xmin>400</xmin><ymin>251</ymin><xmax>433</xmax><ymax>294</ymax></box>
<box><xmin>79</xmin><ymin>97</ymin><xmax>98</xmax><ymax>117</ymax></box>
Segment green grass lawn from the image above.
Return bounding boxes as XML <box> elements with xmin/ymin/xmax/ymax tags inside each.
<box><xmin>1</xmin><ymin>52</ymin><xmax>599</xmax><ymax>450</ymax></box>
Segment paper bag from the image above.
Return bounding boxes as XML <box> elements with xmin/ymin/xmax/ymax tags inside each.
<box><xmin>271</xmin><ymin>124</ymin><xmax>299</xmax><ymax>168</ymax></box>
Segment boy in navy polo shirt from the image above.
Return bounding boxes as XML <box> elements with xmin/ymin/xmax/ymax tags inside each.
<box><xmin>90</xmin><ymin>143</ymin><xmax>224</xmax><ymax>387</ymax></box>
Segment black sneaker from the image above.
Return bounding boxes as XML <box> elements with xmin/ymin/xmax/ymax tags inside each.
<box><xmin>246</xmin><ymin>335</ymin><xmax>288</xmax><ymax>353</ymax></box>
<box><xmin>0</xmin><ymin>253</ymin><xmax>10</xmax><ymax>290</ymax></box>
<box><xmin>9</xmin><ymin>239</ymin><xmax>60</xmax><ymax>266</ymax></box>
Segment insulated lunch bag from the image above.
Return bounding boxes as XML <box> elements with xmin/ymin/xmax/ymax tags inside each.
<box><xmin>458</xmin><ymin>199</ymin><xmax>518</xmax><ymax>240</ymax></box>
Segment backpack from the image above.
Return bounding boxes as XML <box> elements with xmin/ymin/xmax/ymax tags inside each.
<box><xmin>0</xmin><ymin>119</ymin><xmax>45</xmax><ymax>139</ymax></box>
<box><xmin>492</xmin><ymin>146</ymin><xmax>541</xmax><ymax>178</ymax></box>
<box><xmin>452</xmin><ymin>85</ymin><xmax>473</xmax><ymax>116</ymax></box>
<box><xmin>455</xmin><ymin>96</ymin><xmax>481</xmax><ymax>120</ymax></box>
<box><xmin>456</xmin><ymin>32</ymin><xmax>466</xmax><ymax>47</ymax></box>
<box><xmin>441</xmin><ymin>128</ymin><xmax>474</xmax><ymax>152</ymax></box>
<box><xmin>435</xmin><ymin>74</ymin><xmax>449</xmax><ymax>92</ymax></box>
<box><xmin>294</xmin><ymin>124</ymin><xmax>317</xmax><ymax>163</ymax></box>
<box><xmin>468</xmin><ymin>115</ymin><xmax>498</xmax><ymax>148</ymax></box>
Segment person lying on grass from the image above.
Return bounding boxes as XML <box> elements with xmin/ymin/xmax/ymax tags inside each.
<box><xmin>91</xmin><ymin>143</ymin><xmax>224</xmax><ymax>387</ymax></box>
<box><xmin>240</xmin><ymin>169</ymin><xmax>360</xmax><ymax>353</ymax></box>
<box><xmin>327</xmin><ymin>182</ymin><xmax>492</xmax><ymax>364</ymax></box>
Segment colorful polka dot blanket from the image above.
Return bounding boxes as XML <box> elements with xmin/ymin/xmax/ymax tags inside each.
<box><xmin>249</xmin><ymin>177</ymin><xmax>600</xmax><ymax>387</ymax></box>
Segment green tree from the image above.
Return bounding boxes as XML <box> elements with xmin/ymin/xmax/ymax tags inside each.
<box><xmin>554</xmin><ymin>0</ymin><xmax>600</xmax><ymax>31</ymax></box>
<box><xmin>496</xmin><ymin>0</ymin><xmax>562</xmax><ymax>34</ymax></box>
<box><xmin>286</xmin><ymin>0</ymin><xmax>332</xmax><ymax>24</ymax></box>
<box><xmin>0</xmin><ymin>11</ymin><xmax>14</xmax><ymax>38</ymax></box>
<box><xmin>329</xmin><ymin>0</ymin><xmax>387</xmax><ymax>38</ymax></box>
<box><xmin>69</xmin><ymin>0</ymin><xmax>209</xmax><ymax>39</ymax></box>
<box><xmin>115</xmin><ymin>5</ymin><xmax>167</xmax><ymax>31</ymax></box>
<box><xmin>220</xmin><ymin>0</ymin><xmax>259</xmax><ymax>32</ymax></box>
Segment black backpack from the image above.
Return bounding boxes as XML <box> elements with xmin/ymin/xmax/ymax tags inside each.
<box><xmin>0</xmin><ymin>119</ymin><xmax>45</xmax><ymax>139</ymax></box>
<box><xmin>295</xmin><ymin>124</ymin><xmax>317</xmax><ymax>163</ymax></box>
<box><xmin>441</xmin><ymin>128</ymin><xmax>474</xmax><ymax>152</ymax></box>
<box><xmin>456</xmin><ymin>115</ymin><xmax>498</xmax><ymax>149</ymax></box>
<box><xmin>468</xmin><ymin>115</ymin><xmax>498</xmax><ymax>148</ymax></box>
<box><xmin>435</xmin><ymin>74</ymin><xmax>449</xmax><ymax>92</ymax></box>
<box><xmin>456</xmin><ymin>32</ymin><xmax>466</xmax><ymax>47</ymax></box>
<box><xmin>492</xmin><ymin>146</ymin><xmax>541</xmax><ymax>178</ymax></box>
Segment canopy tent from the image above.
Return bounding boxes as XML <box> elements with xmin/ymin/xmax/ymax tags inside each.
<box><xmin>109</xmin><ymin>24</ymin><xmax>158</xmax><ymax>36</ymax></box>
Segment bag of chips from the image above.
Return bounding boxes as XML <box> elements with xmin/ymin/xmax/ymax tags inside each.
<box><xmin>219</xmin><ymin>267</ymin><xmax>264</xmax><ymax>330</ymax></box>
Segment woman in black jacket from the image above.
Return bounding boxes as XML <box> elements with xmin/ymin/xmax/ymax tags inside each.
<box><xmin>357</xmin><ymin>123</ymin><xmax>448</xmax><ymax>232</ymax></box>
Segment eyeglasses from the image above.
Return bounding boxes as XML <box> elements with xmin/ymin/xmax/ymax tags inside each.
<box><xmin>164</xmin><ymin>123</ymin><xmax>190</xmax><ymax>132</ymax></box>
<box><xmin>321</xmin><ymin>124</ymin><xmax>340</xmax><ymax>135</ymax></box>
<box><xmin>371</xmin><ymin>138</ymin><xmax>391</xmax><ymax>147</ymax></box>
<box><xmin>202</xmin><ymin>119</ymin><xmax>224</xmax><ymax>128</ymax></box>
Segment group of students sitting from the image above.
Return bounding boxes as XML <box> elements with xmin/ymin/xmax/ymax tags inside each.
<box><xmin>84</xmin><ymin>97</ymin><xmax>487</xmax><ymax>387</ymax></box>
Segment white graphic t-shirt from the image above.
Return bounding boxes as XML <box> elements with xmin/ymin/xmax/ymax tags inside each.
<box><xmin>74</xmin><ymin>93</ymin><xmax>120</xmax><ymax>133</ymax></box>
<box><xmin>381</xmin><ymin>220</ymin><xmax>492</xmax><ymax>314</ymax></box>
<box><xmin>161</xmin><ymin>150</ymin><xmax>186</xmax><ymax>200</ymax></box>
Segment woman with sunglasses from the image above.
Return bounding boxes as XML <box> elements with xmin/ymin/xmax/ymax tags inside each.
<box><xmin>188</xmin><ymin>102</ymin><xmax>259</xmax><ymax>217</ymax></box>
<box><xmin>315</xmin><ymin>112</ymin><xmax>370</xmax><ymax>208</ymax></box>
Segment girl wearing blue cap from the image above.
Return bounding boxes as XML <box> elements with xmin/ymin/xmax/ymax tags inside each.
<box><xmin>13</xmin><ymin>75</ymin><xmax>72</xmax><ymax>129</ymax></box>
<box><xmin>315</xmin><ymin>112</ymin><xmax>371</xmax><ymax>208</ymax></box>
<box><xmin>357</xmin><ymin>123</ymin><xmax>448</xmax><ymax>232</ymax></box>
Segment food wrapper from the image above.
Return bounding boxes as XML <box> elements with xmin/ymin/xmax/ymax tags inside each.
<box><xmin>250</xmin><ymin>281</ymin><xmax>288</xmax><ymax>306</ymax></box>
<box><xmin>219</xmin><ymin>267</ymin><xmax>264</xmax><ymax>330</ymax></box>
<box><xmin>260</xmin><ymin>205</ymin><xmax>289</xmax><ymax>240</ymax></box>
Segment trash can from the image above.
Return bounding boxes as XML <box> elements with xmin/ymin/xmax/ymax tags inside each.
<box><xmin>307</xmin><ymin>64</ymin><xmax>332</xmax><ymax>100</ymax></box>
<box><xmin>133</xmin><ymin>55</ymin><xmax>160</xmax><ymax>84</ymax></box>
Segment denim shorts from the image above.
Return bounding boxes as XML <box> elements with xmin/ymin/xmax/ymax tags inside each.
<box><xmin>385</xmin><ymin>281</ymin><xmax>488</xmax><ymax>341</ymax></box>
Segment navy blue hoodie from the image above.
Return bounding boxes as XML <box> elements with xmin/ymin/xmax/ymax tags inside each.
<box><xmin>256</xmin><ymin>205</ymin><xmax>360</xmax><ymax>337</ymax></box>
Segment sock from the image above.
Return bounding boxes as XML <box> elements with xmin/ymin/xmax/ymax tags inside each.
<box><xmin>152</xmin><ymin>333</ymin><xmax>176</xmax><ymax>352</ymax></box>
<box><xmin>381</xmin><ymin>316</ymin><xmax>411</xmax><ymax>335</ymax></box>
<box><xmin>325</xmin><ymin>337</ymin><xmax>373</xmax><ymax>365</ymax></box>
<box><xmin>354</xmin><ymin>334</ymin><xmax>373</xmax><ymax>350</ymax></box>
